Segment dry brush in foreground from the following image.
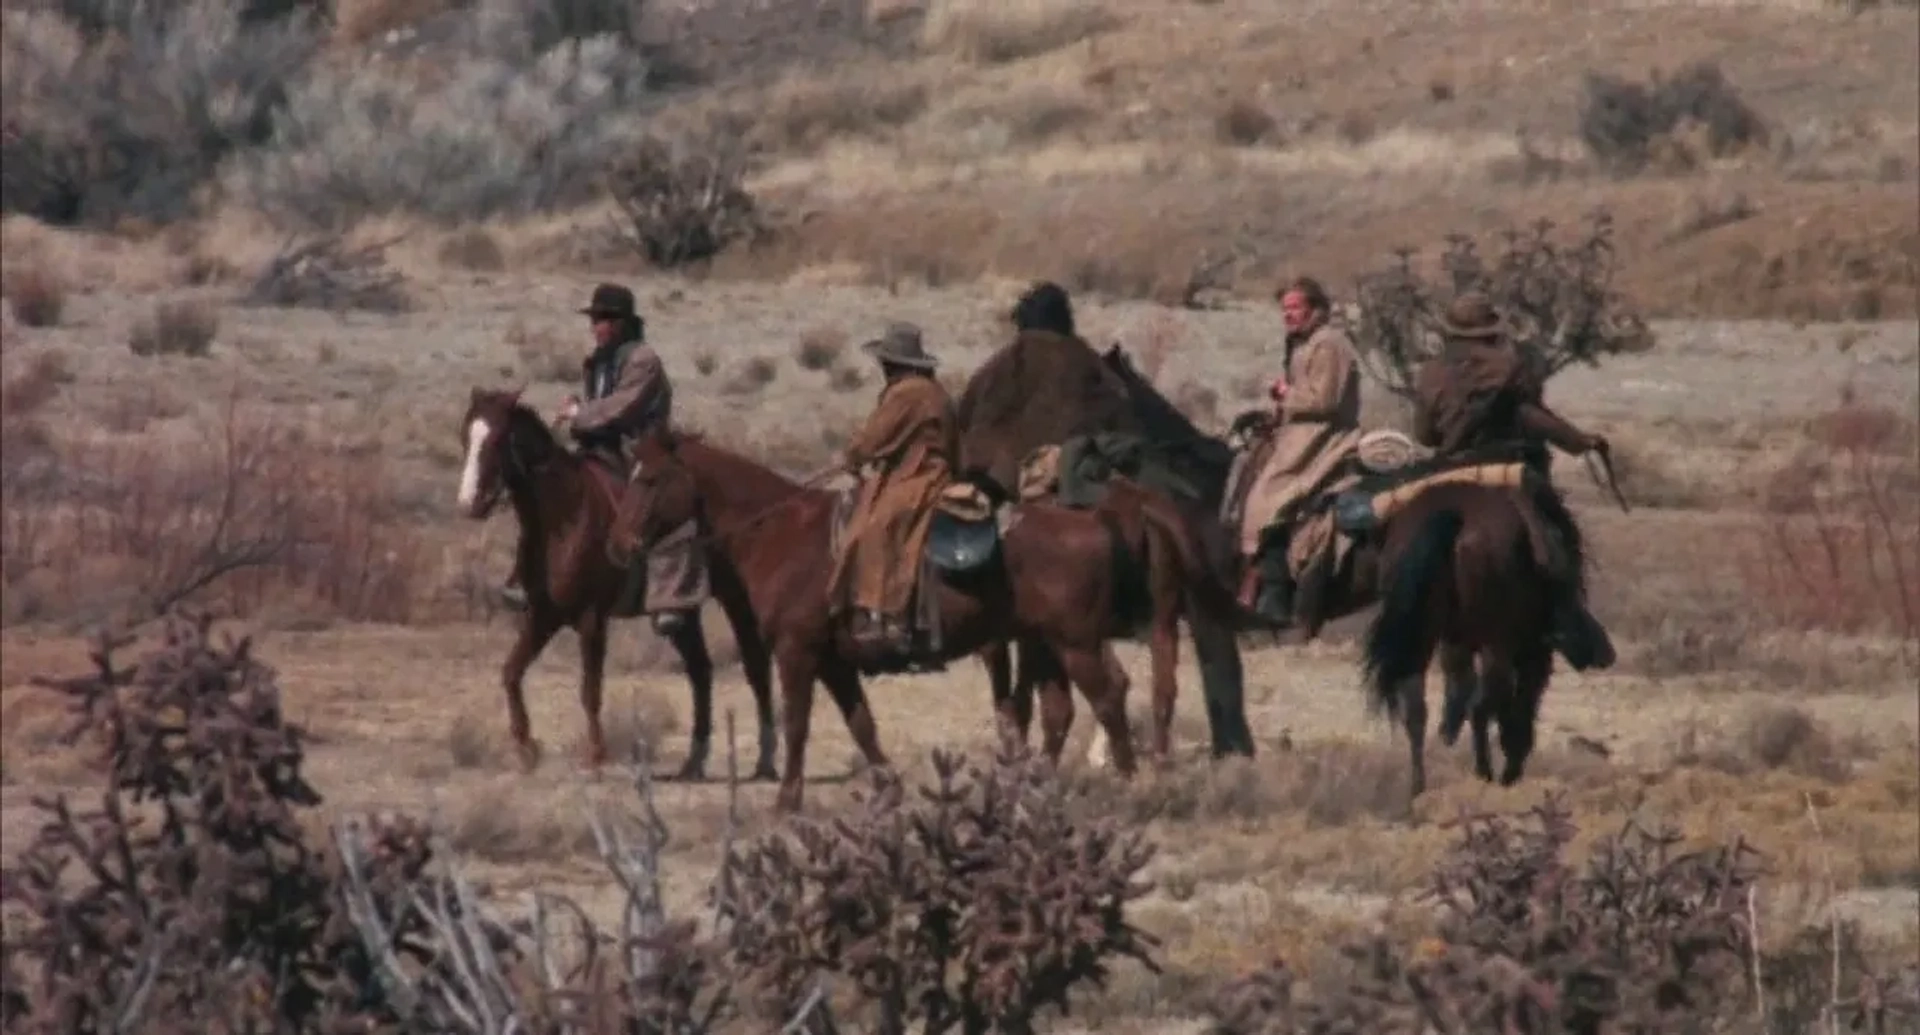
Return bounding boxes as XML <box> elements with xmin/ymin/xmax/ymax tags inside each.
<box><xmin>2</xmin><ymin>614</ymin><xmax>1915</xmax><ymax>1033</ymax></box>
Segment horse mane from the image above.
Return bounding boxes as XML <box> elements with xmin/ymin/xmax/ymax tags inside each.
<box><xmin>1098</xmin><ymin>345</ymin><xmax>1218</xmax><ymax>445</ymax></box>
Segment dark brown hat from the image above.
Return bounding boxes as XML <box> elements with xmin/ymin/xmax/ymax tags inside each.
<box><xmin>861</xmin><ymin>321</ymin><xmax>938</xmax><ymax>370</ymax></box>
<box><xmin>579</xmin><ymin>283</ymin><xmax>638</xmax><ymax>321</ymax></box>
<box><xmin>1437</xmin><ymin>291</ymin><xmax>1507</xmax><ymax>339</ymax></box>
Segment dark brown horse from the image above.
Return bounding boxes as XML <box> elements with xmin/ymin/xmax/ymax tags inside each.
<box><xmin>957</xmin><ymin>340</ymin><xmax>1257</xmax><ymax>761</ymax></box>
<box><xmin>1359</xmin><ymin>480</ymin><xmax>1590</xmax><ymax>798</ymax></box>
<box><xmin>614</xmin><ymin>427</ymin><xmax>1228</xmax><ymax>812</ymax></box>
<box><xmin>454</xmin><ymin>387</ymin><xmax>778</xmax><ymax>780</ymax></box>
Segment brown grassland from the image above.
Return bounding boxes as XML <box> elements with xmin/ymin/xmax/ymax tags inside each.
<box><xmin>1</xmin><ymin>0</ymin><xmax>1918</xmax><ymax>1030</ymax></box>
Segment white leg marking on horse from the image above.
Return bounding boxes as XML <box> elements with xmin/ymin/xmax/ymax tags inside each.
<box><xmin>1087</xmin><ymin>727</ymin><xmax>1113</xmax><ymax>770</ymax></box>
<box><xmin>456</xmin><ymin>417</ymin><xmax>489</xmax><ymax>510</ymax></box>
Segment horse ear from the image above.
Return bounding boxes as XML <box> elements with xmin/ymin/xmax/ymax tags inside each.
<box><xmin>506</xmin><ymin>382</ymin><xmax>528</xmax><ymax>404</ymax></box>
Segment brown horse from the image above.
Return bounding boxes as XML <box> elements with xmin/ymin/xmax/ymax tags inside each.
<box><xmin>985</xmin><ymin>476</ymin><xmax>1255</xmax><ymax>764</ymax></box>
<box><xmin>614</xmin><ymin>427</ymin><xmax>1228</xmax><ymax>812</ymax></box>
<box><xmin>956</xmin><ymin>341</ymin><xmax>1257</xmax><ymax>761</ymax></box>
<box><xmin>1359</xmin><ymin>480</ymin><xmax>1591</xmax><ymax>799</ymax></box>
<box><xmin>454</xmin><ymin>387</ymin><xmax>778</xmax><ymax>780</ymax></box>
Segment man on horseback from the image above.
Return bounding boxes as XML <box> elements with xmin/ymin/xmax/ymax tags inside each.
<box><xmin>829</xmin><ymin>321</ymin><xmax>960</xmax><ymax>659</ymax></box>
<box><xmin>1411</xmin><ymin>291</ymin><xmax>1617</xmax><ymax>671</ymax></box>
<box><xmin>1229</xmin><ymin>276</ymin><xmax>1364</xmax><ymax>630</ymax></box>
<box><xmin>499</xmin><ymin>282</ymin><xmax>707</xmax><ymax>635</ymax></box>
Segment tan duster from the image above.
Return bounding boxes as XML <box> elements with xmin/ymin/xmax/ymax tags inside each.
<box><xmin>1234</xmin><ymin>322</ymin><xmax>1363</xmax><ymax>557</ymax></box>
<box><xmin>568</xmin><ymin>342</ymin><xmax>710</xmax><ymax>614</ymax></box>
<box><xmin>830</xmin><ymin>374</ymin><xmax>960</xmax><ymax>621</ymax></box>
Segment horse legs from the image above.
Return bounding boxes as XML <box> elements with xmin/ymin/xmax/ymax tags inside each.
<box><xmin>1495</xmin><ymin>645</ymin><xmax>1552</xmax><ymax>786</ymax></box>
<box><xmin>662</xmin><ymin>610</ymin><xmax>716</xmax><ymax>781</ymax></box>
<box><xmin>1026</xmin><ymin>643</ymin><xmax>1074</xmax><ymax>766</ymax></box>
<box><xmin>1396</xmin><ymin>671</ymin><xmax>1431</xmax><ymax>800</ymax></box>
<box><xmin>980</xmin><ymin>641</ymin><xmax>1020</xmax><ymax>749</ymax></box>
<box><xmin>818</xmin><ymin>652</ymin><xmax>887</xmax><ymax>771</ymax></box>
<box><xmin>714</xmin><ymin>570</ymin><xmax>780</xmax><ymax>782</ymax></box>
<box><xmin>575</xmin><ymin>609</ymin><xmax>610</xmax><ymax>770</ymax></box>
<box><xmin>1061</xmin><ymin>645</ymin><xmax>1137</xmax><ymax>778</ymax></box>
<box><xmin>1147</xmin><ymin>616</ymin><xmax>1179</xmax><ymax>766</ymax></box>
<box><xmin>1085</xmin><ymin>646</ymin><xmax>1133</xmax><ymax>770</ymax></box>
<box><xmin>502</xmin><ymin>610</ymin><xmax>562</xmax><ymax>772</ymax></box>
<box><xmin>1437</xmin><ymin>643</ymin><xmax>1478</xmax><ymax>748</ymax></box>
<box><xmin>772</xmin><ymin>644</ymin><xmax>821</xmax><ymax>814</ymax></box>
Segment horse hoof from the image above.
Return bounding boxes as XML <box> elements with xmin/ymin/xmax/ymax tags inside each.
<box><xmin>671</xmin><ymin>760</ymin><xmax>707</xmax><ymax>782</ymax></box>
<box><xmin>750</xmin><ymin>764</ymin><xmax>779</xmax><ymax>782</ymax></box>
<box><xmin>515</xmin><ymin>739</ymin><xmax>544</xmax><ymax>772</ymax></box>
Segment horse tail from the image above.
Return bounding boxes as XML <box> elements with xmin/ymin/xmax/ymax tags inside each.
<box><xmin>1096</xmin><ymin>509</ymin><xmax>1153</xmax><ymax>633</ymax></box>
<box><xmin>1362</xmin><ymin>507</ymin><xmax>1464</xmax><ymax>721</ymax></box>
<box><xmin>1135</xmin><ymin>496</ymin><xmax>1256</xmax><ymax>759</ymax></box>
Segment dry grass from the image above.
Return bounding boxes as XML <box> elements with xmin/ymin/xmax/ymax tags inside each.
<box><xmin>0</xmin><ymin>2</ymin><xmax>1916</xmax><ymax>1023</ymax></box>
<box><xmin>128</xmin><ymin>299</ymin><xmax>220</xmax><ymax>357</ymax></box>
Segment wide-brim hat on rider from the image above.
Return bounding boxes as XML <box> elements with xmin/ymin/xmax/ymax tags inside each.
<box><xmin>861</xmin><ymin>321</ymin><xmax>939</xmax><ymax>370</ymax></box>
<box><xmin>579</xmin><ymin>283</ymin><xmax>639</xmax><ymax>321</ymax></box>
<box><xmin>1436</xmin><ymin>291</ymin><xmax>1508</xmax><ymax>339</ymax></box>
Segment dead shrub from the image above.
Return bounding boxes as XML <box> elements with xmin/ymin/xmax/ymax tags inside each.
<box><xmin>608</xmin><ymin>133</ymin><xmax>764</xmax><ymax>269</ymax></box>
<box><xmin>434</xmin><ymin>226</ymin><xmax>507</xmax><ymax>271</ymax></box>
<box><xmin>721</xmin><ymin>355</ymin><xmax>779</xmax><ymax>395</ymax></box>
<box><xmin>1738</xmin><ymin>704</ymin><xmax>1850</xmax><ymax>781</ymax></box>
<box><xmin>1216</xmin><ymin>99</ymin><xmax>1279</xmax><ymax>147</ymax></box>
<box><xmin>1</xmin><ymin>395</ymin><xmax>428</xmax><ymax>625</ymax></box>
<box><xmin>793</xmin><ymin>325</ymin><xmax>846</xmax><ymax>370</ymax></box>
<box><xmin>1579</xmin><ymin>62</ymin><xmax>1768</xmax><ymax>176</ymax></box>
<box><xmin>128</xmin><ymin>299</ymin><xmax>220</xmax><ymax>357</ymax></box>
<box><xmin>719</xmin><ymin>747</ymin><xmax>1162</xmax><ymax>1032</ymax></box>
<box><xmin>1738</xmin><ymin>393</ymin><xmax>1918</xmax><ymax>665</ymax></box>
<box><xmin>1205</xmin><ymin>795</ymin><xmax>1920</xmax><ymax>1034</ymax></box>
<box><xmin>242</xmin><ymin>235</ymin><xmax>411</xmax><ymax>313</ymax></box>
<box><xmin>828</xmin><ymin>363</ymin><xmax>867</xmax><ymax>392</ymax></box>
<box><xmin>3</xmin><ymin>268</ymin><xmax>66</xmax><ymax>327</ymax></box>
<box><xmin>1348</xmin><ymin>209</ymin><xmax>1655</xmax><ymax>402</ymax></box>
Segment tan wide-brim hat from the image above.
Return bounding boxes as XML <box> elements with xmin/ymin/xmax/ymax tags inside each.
<box><xmin>861</xmin><ymin>321</ymin><xmax>939</xmax><ymax>370</ymax></box>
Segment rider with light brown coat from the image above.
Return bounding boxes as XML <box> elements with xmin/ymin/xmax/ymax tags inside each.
<box><xmin>829</xmin><ymin>322</ymin><xmax>960</xmax><ymax>656</ymax></box>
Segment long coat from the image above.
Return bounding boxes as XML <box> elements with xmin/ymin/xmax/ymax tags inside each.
<box><xmin>1412</xmin><ymin>339</ymin><xmax>1591</xmax><ymax>462</ymax></box>
<box><xmin>829</xmin><ymin>373</ymin><xmax>960</xmax><ymax>618</ymax></box>
<box><xmin>1232</xmin><ymin>322</ymin><xmax>1362</xmax><ymax>556</ymax></box>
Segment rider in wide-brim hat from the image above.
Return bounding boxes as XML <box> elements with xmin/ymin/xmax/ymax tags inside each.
<box><xmin>861</xmin><ymin>321</ymin><xmax>940</xmax><ymax>371</ymax></box>
<box><xmin>1435</xmin><ymin>290</ymin><xmax>1510</xmax><ymax>340</ymax></box>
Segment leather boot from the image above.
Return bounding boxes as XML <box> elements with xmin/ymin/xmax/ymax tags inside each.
<box><xmin>1251</xmin><ymin>532</ymin><xmax>1297</xmax><ymax>625</ymax></box>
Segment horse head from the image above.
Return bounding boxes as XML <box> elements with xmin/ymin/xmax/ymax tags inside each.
<box><xmin>456</xmin><ymin>384</ymin><xmax>557</xmax><ymax>520</ymax></box>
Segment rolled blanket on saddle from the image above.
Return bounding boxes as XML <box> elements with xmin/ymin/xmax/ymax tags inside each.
<box><xmin>1332</xmin><ymin>441</ymin><xmax>1548</xmax><ymax>535</ymax></box>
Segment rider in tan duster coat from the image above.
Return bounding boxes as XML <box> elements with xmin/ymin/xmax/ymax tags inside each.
<box><xmin>829</xmin><ymin>322</ymin><xmax>960</xmax><ymax>654</ymax></box>
<box><xmin>1233</xmin><ymin>277</ymin><xmax>1362</xmax><ymax>624</ymax></box>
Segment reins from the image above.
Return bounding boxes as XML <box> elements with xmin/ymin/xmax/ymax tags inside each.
<box><xmin>607</xmin><ymin>461</ymin><xmax>847</xmax><ymax>566</ymax></box>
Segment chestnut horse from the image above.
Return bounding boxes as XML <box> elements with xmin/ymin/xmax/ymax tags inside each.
<box><xmin>615</xmin><ymin>427</ymin><xmax>1227</xmax><ymax>812</ymax></box>
<box><xmin>455</xmin><ymin>388</ymin><xmax>778</xmax><ymax>780</ymax></box>
<box><xmin>1359</xmin><ymin>480</ymin><xmax>1592</xmax><ymax>799</ymax></box>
